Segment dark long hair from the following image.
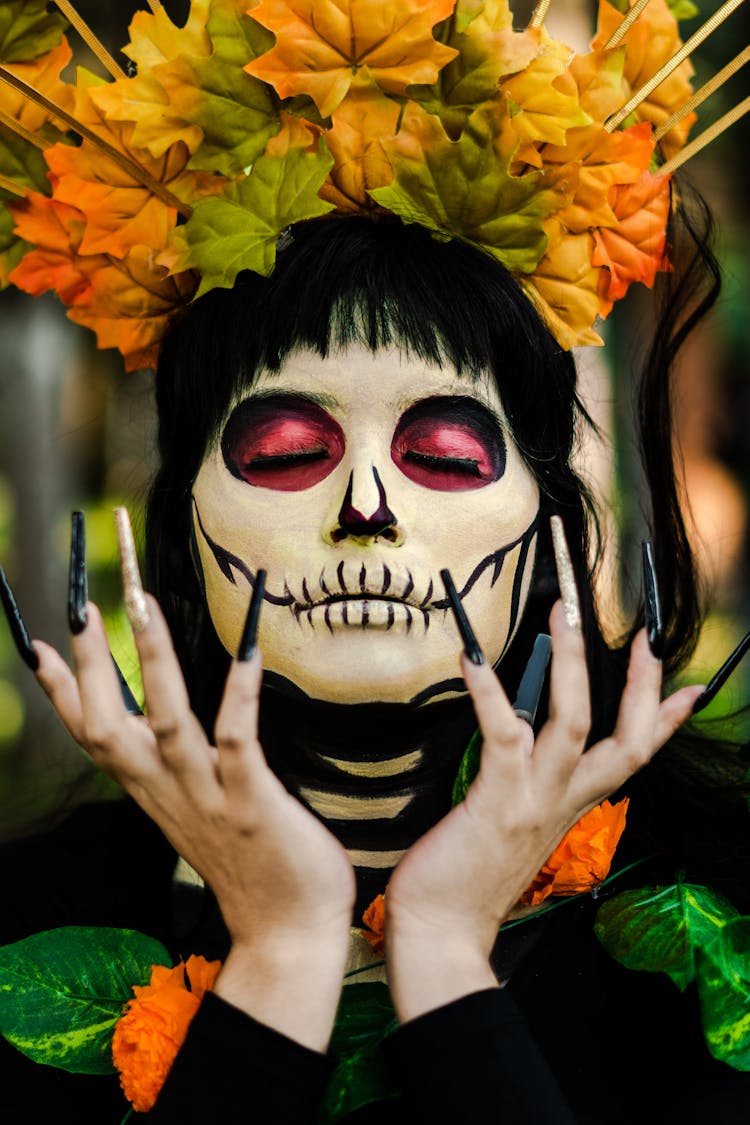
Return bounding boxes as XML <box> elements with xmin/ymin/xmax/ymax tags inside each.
<box><xmin>146</xmin><ymin>209</ymin><xmax>750</xmax><ymax>908</ymax></box>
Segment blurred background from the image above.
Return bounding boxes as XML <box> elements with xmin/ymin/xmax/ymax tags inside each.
<box><xmin>0</xmin><ymin>0</ymin><xmax>748</xmax><ymax>838</ymax></box>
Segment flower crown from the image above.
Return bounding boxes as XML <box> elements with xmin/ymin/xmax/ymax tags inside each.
<box><xmin>0</xmin><ymin>0</ymin><xmax>746</xmax><ymax>371</ymax></box>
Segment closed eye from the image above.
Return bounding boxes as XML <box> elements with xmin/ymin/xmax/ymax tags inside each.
<box><xmin>404</xmin><ymin>450</ymin><xmax>482</xmax><ymax>476</ymax></box>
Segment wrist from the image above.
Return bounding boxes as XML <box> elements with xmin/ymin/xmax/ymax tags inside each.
<box><xmin>214</xmin><ymin>926</ymin><xmax>350</xmax><ymax>1052</ymax></box>
<box><xmin>387</xmin><ymin>926</ymin><xmax>499</xmax><ymax>1024</ymax></box>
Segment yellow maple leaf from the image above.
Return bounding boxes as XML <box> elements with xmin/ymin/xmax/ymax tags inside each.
<box><xmin>593</xmin><ymin>0</ymin><xmax>695</xmax><ymax>160</ymax></box>
<box><xmin>523</xmin><ymin>224</ymin><xmax>604</xmax><ymax>349</ymax></box>
<box><xmin>569</xmin><ymin>45</ymin><xmax>627</xmax><ymax>125</ymax></box>
<box><xmin>318</xmin><ymin>74</ymin><xmax>400</xmax><ymax>211</ymax></box>
<box><xmin>500</xmin><ymin>29</ymin><xmax>591</xmax><ymax>159</ymax></box>
<box><xmin>245</xmin><ymin>0</ymin><xmax>459</xmax><ymax>117</ymax></box>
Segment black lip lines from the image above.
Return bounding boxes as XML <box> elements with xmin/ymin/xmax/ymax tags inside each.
<box><xmin>192</xmin><ymin>495</ymin><xmax>538</xmax><ymax>636</ymax></box>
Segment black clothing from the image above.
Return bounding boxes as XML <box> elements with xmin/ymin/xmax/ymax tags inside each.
<box><xmin>1</xmin><ymin>799</ymin><xmax>748</xmax><ymax>1124</ymax></box>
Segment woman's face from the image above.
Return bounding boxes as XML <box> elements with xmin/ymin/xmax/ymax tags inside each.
<box><xmin>192</xmin><ymin>345</ymin><xmax>540</xmax><ymax>705</ymax></box>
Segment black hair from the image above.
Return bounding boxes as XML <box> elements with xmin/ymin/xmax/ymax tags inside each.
<box><xmin>146</xmin><ymin>210</ymin><xmax>750</xmax><ymax>909</ymax></box>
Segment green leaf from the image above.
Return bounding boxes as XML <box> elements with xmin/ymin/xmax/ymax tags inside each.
<box><xmin>318</xmin><ymin>982</ymin><xmax>400</xmax><ymax>1124</ymax></box>
<box><xmin>696</xmin><ymin>917</ymin><xmax>750</xmax><ymax>1071</ymax></box>
<box><xmin>0</xmin><ymin>0</ymin><xmax>68</xmax><ymax>64</ymax></box>
<box><xmin>371</xmin><ymin>103</ymin><xmax>564</xmax><ymax>275</ymax></box>
<box><xmin>0</xmin><ymin>927</ymin><xmax>171</xmax><ymax>1074</ymax></box>
<box><xmin>186</xmin><ymin>0</ymin><xmax>279</xmax><ymax>177</ymax></box>
<box><xmin>0</xmin><ymin>202</ymin><xmax>28</xmax><ymax>288</ymax></box>
<box><xmin>594</xmin><ymin>881</ymin><xmax>739</xmax><ymax>992</ymax></box>
<box><xmin>0</xmin><ymin>126</ymin><xmax>51</xmax><ymax>193</ymax></box>
<box><xmin>182</xmin><ymin>124</ymin><xmax>334</xmax><ymax>295</ymax></box>
<box><xmin>451</xmin><ymin>727</ymin><xmax>482</xmax><ymax>805</ymax></box>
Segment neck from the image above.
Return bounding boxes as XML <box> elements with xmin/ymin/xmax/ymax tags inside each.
<box><xmin>259</xmin><ymin>685</ymin><xmax>477</xmax><ymax>921</ymax></box>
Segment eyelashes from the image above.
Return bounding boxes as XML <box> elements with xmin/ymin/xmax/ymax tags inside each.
<box><xmin>221</xmin><ymin>393</ymin><xmax>507</xmax><ymax>493</ymax></box>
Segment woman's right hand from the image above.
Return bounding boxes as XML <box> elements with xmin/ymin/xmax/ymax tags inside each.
<box><xmin>33</xmin><ymin>596</ymin><xmax>355</xmax><ymax>1051</ymax></box>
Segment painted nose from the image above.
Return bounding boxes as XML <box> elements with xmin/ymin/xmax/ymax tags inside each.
<box><xmin>332</xmin><ymin>467</ymin><xmax>399</xmax><ymax>542</ymax></box>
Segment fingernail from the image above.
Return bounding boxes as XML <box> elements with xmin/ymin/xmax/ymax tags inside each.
<box><xmin>641</xmin><ymin>540</ymin><xmax>663</xmax><ymax>659</ymax></box>
<box><xmin>513</xmin><ymin>633</ymin><xmax>551</xmax><ymax>725</ymax></box>
<box><xmin>112</xmin><ymin>655</ymin><xmax>143</xmax><ymax>715</ymax></box>
<box><xmin>692</xmin><ymin>630</ymin><xmax>750</xmax><ymax>715</ymax></box>
<box><xmin>440</xmin><ymin>569</ymin><xmax>484</xmax><ymax>665</ymax></box>
<box><xmin>0</xmin><ymin>564</ymin><xmax>39</xmax><ymax>671</ymax></box>
<box><xmin>550</xmin><ymin>515</ymin><xmax>581</xmax><ymax>630</ymax></box>
<box><xmin>68</xmin><ymin>510</ymin><xmax>88</xmax><ymax>635</ymax></box>
<box><xmin>114</xmin><ymin>507</ymin><xmax>150</xmax><ymax>633</ymax></box>
<box><xmin>237</xmin><ymin>569</ymin><xmax>266</xmax><ymax>661</ymax></box>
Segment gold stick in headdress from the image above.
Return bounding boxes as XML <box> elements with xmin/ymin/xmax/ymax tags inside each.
<box><xmin>656</xmin><ymin>95</ymin><xmax>750</xmax><ymax>176</ymax></box>
<box><xmin>528</xmin><ymin>0</ymin><xmax>553</xmax><ymax>31</ymax></box>
<box><xmin>654</xmin><ymin>45</ymin><xmax>750</xmax><ymax>140</ymax></box>
<box><xmin>0</xmin><ymin>109</ymin><xmax>48</xmax><ymax>150</ymax></box>
<box><xmin>605</xmin><ymin>0</ymin><xmax>746</xmax><ymax>132</ymax></box>
<box><xmin>52</xmin><ymin>1</ymin><xmax>126</xmax><ymax>80</ymax></box>
<box><xmin>603</xmin><ymin>0</ymin><xmax>652</xmax><ymax>50</ymax></box>
<box><xmin>0</xmin><ymin>65</ymin><xmax>192</xmax><ymax>218</ymax></box>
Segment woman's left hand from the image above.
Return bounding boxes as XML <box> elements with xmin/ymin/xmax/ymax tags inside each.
<box><xmin>385</xmin><ymin>600</ymin><xmax>704</xmax><ymax>1022</ymax></box>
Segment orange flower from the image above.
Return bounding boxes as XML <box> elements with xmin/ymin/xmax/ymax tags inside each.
<box><xmin>112</xmin><ymin>954</ymin><xmax>222</xmax><ymax>1113</ymax></box>
<box><xmin>518</xmin><ymin>798</ymin><xmax>629</xmax><ymax>907</ymax></box>
<box><xmin>361</xmin><ymin>893</ymin><xmax>387</xmax><ymax>955</ymax></box>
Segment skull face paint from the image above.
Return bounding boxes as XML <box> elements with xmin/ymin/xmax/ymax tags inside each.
<box><xmin>192</xmin><ymin>345</ymin><xmax>540</xmax><ymax>705</ymax></box>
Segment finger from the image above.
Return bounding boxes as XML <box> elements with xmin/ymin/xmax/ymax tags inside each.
<box><xmin>573</xmin><ymin>630</ymin><xmax>663</xmax><ymax>799</ymax></box>
<box><xmin>460</xmin><ymin>653</ymin><xmax>531</xmax><ymax>761</ymax></box>
<box><xmin>71</xmin><ymin>603</ymin><xmax>153</xmax><ymax>777</ymax></box>
<box><xmin>536</xmin><ymin>600</ymin><xmax>590</xmax><ymax>770</ymax></box>
<box><xmin>34</xmin><ymin>641</ymin><xmax>85</xmax><ymax>744</ymax></box>
<box><xmin>214</xmin><ymin>652</ymin><xmax>267</xmax><ymax>801</ymax></box>
<box><xmin>131</xmin><ymin>595</ymin><xmax>207</xmax><ymax>768</ymax></box>
<box><xmin>654</xmin><ymin>682</ymin><xmax>706</xmax><ymax>746</ymax></box>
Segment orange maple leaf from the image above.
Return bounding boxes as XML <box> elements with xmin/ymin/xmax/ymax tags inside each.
<box><xmin>544</xmin><ymin>121</ymin><xmax>655</xmax><ymax>235</ymax></box>
<box><xmin>245</xmin><ymin>0</ymin><xmax>459</xmax><ymax>117</ymax></box>
<box><xmin>318</xmin><ymin>75</ymin><xmax>400</xmax><ymax>211</ymax></box>
<box><xmin>8</xmin><ymin>191</ymin><xmax>97</xmax><ymax>304</ymax></box>
<box><xmin>0</xmin><ymin>38</ymin><xmax>74</xmax><ymax>133</ymax></box>
<box><xmin>593</xmin><ymin>168</ymin><xmax>670</xmax><ymax>309</ymax></box>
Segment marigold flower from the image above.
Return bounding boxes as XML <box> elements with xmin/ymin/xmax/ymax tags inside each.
<box><xmin>361</xmin><ymin>893</ymin><xmax>387</xmax><ymax>955</ymax></box>
<box><xmin>518</xmin><ymin>798</ymin><xmax>630</xmax><ymax>907</ymax></box>
<box><xmin>112</xmin><ymin>954</ymin><xmax>222</xmax><ymax>1112</ymax></box>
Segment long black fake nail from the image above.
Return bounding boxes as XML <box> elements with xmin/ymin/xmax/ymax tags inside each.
<box><xmin>440</xmin><ymin>569</ymin><xmax>484</xmax><ymax>666</ymax></box>
<box><xmin>112</xmin><ymin>656</ymin><xmax>143</xmax><ymax>716</ymax></box>
<box><xmin>692</xmin><ymin>631</ymin><xmax>750</xmax><ymax>715</ymax></box>
<box><xmin>68</xmin><ymin>510</ymin><xmax>88</xmax><ymax>635</ymax></box>
<box><xmin>237</xmin><ymin>570</ymin><xmax>267</xmax><ymax>661</ymax></box>
<box><xmin>513</xmin><ymin>633</ymin><xmax>551</xmax><ymax>725</ymax></box>
<box><xmin>642</xmin><ymin>540</ymin><xmax>663</xmax><ymax>659</ymax></box>
<box><xmin>0</xmin><ymin>563</ymin><xmax>39</xmax><ymax>671</ymax></box>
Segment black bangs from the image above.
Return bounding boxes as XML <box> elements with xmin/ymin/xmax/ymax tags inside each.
<box><xmin>153</xmin><ymin>216</ymin><xmax>572</xmax><ymax>481</ymax></box>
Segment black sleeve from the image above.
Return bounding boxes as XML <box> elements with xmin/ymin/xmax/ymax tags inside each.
<box><xmin>381</xmin><ymin>988</ymin><xmax>579</xmax><ymax>1124</ymax></box>
<box><xmin>147</xmin><ymin>991</ymin><xmax>336</xmax><ymax>1124</ymax></box>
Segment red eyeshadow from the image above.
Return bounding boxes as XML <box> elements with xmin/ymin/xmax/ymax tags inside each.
<box><xmin>222</xmin><ymin>396</ymin><xmax>344</xmax><ymax>490</ymax></box>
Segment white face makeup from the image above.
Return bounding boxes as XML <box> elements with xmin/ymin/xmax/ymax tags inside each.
<box><xmin>192</xmin><ymin>345</ymin><xmax>540</xmax><ymax>705</ymax></box>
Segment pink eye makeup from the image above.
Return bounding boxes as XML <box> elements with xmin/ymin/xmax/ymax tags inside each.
<box><xmin>222</xmin><ymin>395</ymin><xmax>345</xmax><ymax>491</ymax></box>
<box><xmin>391</xmin><ymin>396</ymin><xmax>506</xmax><ymax>491</ymax></box>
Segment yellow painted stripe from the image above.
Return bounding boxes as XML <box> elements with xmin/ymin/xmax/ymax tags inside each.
<box><xmin>317</xmin><ymin>749</ymin><xmax>423</xmax><ymax>778</ymax></box>
<box><xmin>300</xmin><ymin>787</ymin><xmax>413</xmax><ymax>821</ymax></box>
<box><xmin>347</xmin><ymin>847</ymin><xmax>406</xmax><ymax>868</ymax></box>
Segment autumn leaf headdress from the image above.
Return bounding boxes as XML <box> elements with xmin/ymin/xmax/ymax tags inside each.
<box><xmin>0</xmin><ymin>0</ymin><xmax>746</xmax><ymax>371</ymax></box>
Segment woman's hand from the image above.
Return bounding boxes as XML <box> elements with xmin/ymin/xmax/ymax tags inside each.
<box><xmin>34</xmin><ymin>597</ymin><xmax>355</xmax><ymax>1051</ymax></box>
<box><xmin>385</xmin><ymin>600</ymin><xmax>704</xmax><ymax>1022</ymax></box>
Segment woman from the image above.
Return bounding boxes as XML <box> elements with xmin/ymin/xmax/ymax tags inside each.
<box><xmin>1</xmin><ymin>213</ymin><xmax>749</xmax><ymax>1124</ymax></box>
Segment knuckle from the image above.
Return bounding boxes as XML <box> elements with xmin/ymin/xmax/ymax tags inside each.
<box><xmin>215</xmin><ymin>725</ymin><xmax>247</xmax><ymax>753</ymax></box>
<box><xmin>84</xmin><ymin>721</ymin><xmax>120</xmax><ymax>754</ymax></box>
<box><xmin>566</xmin><ymin>714</ymin><xmax>591</xmax><ymax>743</ymax></box>
<box><xmin>149</xmin><ymin>718</ymin><xmax>182</xmax><ymax>744</ymax></box>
